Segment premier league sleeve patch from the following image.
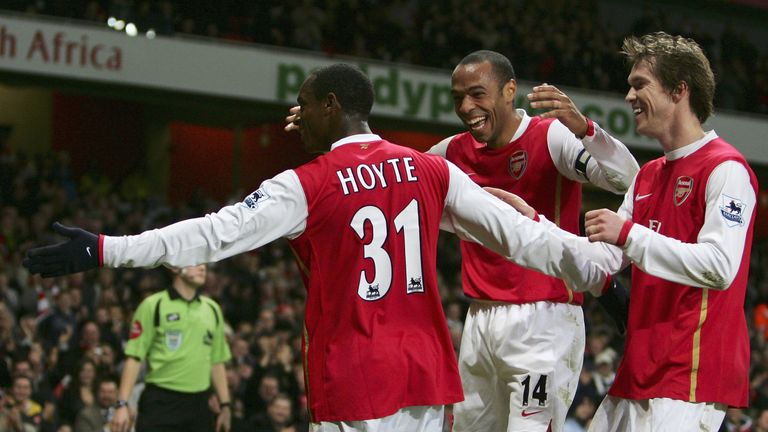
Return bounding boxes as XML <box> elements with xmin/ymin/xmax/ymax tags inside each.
<box><xmin>242</xmin><ymin>187</ymin><xmax>271</xmax><ymax>209</ymax></box>
<box><xmin>719</xmin><ymin>194</ymin><xmax>747</xmax><ymax>227</ymax></box>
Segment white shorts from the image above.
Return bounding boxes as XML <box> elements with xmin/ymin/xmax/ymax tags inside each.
<box><xmin>310</xmin><ymin>405</ymin><xmax>444</xmax><ymax>432</ymax></box>
<box><xmin>453</xmin><ymin>301</ymin><xmax>585</xmax><ymax>432</ymax></box>
<box><xmin>589</xmin><ymin>395</ymin><xmax>726</xmax><ymax>432</ymax></box>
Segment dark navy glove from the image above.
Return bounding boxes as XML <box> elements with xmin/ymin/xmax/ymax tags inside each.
<box><xmin>23</xmin><ymin>222</ymin><xmax>100</xmax><ymax>278</ymax></box>
<box><xmin>597</xmin><ymin>276</ymin><xmax>629</xmax><ymax>336</ymax></box>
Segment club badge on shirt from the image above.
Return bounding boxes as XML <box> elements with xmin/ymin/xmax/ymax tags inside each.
<box><xmin>165</xmin><ymin>330</ymin><xmax>183</xmax><ymax>350</ymax></box>
<box><xmin>720</xmin><ymin>194</ymin><xmax>747</xmax><ymax>227</ymax></box>
<box><xmin>508</xmin><ymin>150</ymin><xmax>528</xmax><ymax>180</ymax></box>
<box><xmin>674</xmin><ymin>176</ymin><xmax>694</xmax><ymax>206</ymax></box>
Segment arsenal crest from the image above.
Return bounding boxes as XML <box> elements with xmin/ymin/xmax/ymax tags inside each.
<box><xmin>508</xmin><ymin>150</ymin><xmax>528</xmax><ymax>180</ymax></box>
<box><xmin>674</xmin><ymin>176</ymin><xmax>694</xmax><ymax>206</ymax></box>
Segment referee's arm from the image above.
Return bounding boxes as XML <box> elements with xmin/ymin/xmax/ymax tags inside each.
<box><xmin>211</xmin><ymin>362</ymin><xmax>231</xmax><ymax>432</ymax></box>
<box><xmin>112</xmin><ymin>356</ymin><xmax>141</xmax><ymax>432</ymax></box>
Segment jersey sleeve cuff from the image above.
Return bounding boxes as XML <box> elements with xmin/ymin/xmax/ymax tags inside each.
<box><xmin>616</xmin><ymin>219</ymin><xmax>635</xmax><ymax>248</ymax></box>
<box><xmin>579</xmin><ymin>117</ymin><xmax>595</xmax><ymax>139</ymax></box>
<box><xmin>98</xmin><ymin>234</ymin><xmax>105</xmax><ymax>267</ymax></box>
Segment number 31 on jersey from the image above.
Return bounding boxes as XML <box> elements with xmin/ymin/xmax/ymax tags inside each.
<box><xmin>351</xmin><ymin>199</ymin><xmax>424</xmax><ymax>301</ymax></box>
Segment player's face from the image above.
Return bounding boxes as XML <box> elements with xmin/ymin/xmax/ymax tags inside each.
<box><xmin>451</xmin><ymin>61</ymin><xmax>515</xmax><ymax>146</ymax></box>
<box><xmin>625</xmin><ymin>60</ymin><xmax>675</xmax><ymax>140</ymax></box>
<box><xmin>296</xmin><ymin>77</ymin><xmax>330</xmax><ymax>153</ymax></box>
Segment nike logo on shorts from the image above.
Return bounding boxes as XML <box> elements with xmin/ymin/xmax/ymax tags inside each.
<box><xmin>521</xmin><ymin>409</ymin><xmax>543</xmax><ymax>417</ymax></box>
<box><xmin>86</xmin><ymin>246</ymin><xmax>92</xmax><ymax>257</ymax></box>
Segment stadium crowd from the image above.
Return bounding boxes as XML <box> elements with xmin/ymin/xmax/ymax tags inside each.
<box><xmin>0</xmin><ymin>134</ymin><xmax>767</xmax><ymax>431</ymax></box>
<box><xmin>3</xmin><ymin>0</ymin><xmax>768</xmax><ymax>116</ymax></box>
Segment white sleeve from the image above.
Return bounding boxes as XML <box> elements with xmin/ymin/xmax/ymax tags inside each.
<box><xmin>623</xmin><ymin>161</ymin><xmax>755</xmax><ymax>289</ymax></box>
<box><xmin>547</xmin><ymin>120</ymin><xmax>640</xmax><ymax>193</ymax></box>
<box><xmin>103</xmin><ymin>170</ymin><xmax>308</xmax><ymax>268</ymax></box>
<box><xmin>427</xmin><ymin>135</ymin><xmax>455</xmax><ymax>157</ymax></box>
<box><xmin>441</xmin><ymin>162</ymin><xmax>607</xmax><ymax>295</ymax></box>
<box><xmin>535</xmin><ymin>214</ymin><xmax>627</xmax><ymax>275</ymax></box>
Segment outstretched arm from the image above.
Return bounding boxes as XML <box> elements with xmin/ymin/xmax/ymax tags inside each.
<box><xmin>24</xmin><ymin>171</ymin><xmax>308</xmax><ymax>276</ymax></box>
<box><xmin>441</xmin><ymin>162</ymin><xmax>609</xmax><ymax>295</ymax></box>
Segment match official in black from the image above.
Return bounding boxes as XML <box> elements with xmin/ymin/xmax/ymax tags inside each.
<box><xmin>111</xmin><ymin>264</ymin><xmax>232</xmax><ymax>432</ymax></box>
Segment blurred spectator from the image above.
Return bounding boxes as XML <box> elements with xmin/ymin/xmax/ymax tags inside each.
<box><xmin>754</xmin><ymin>408</ymin><xmax>768</xmax><ymax>432</ymax></box>
<box><xmin>73</xmin><ymin>376</ymin><xmax>118</xmax><ymax>432</ymax></box>
<box><xmin>56</xmin><ymin>359</ymin><xmax>98</xmax><ymax>427</ymax></box>
<box><xmin>721</xmin><ymin>408</ymin><xmax>752</xmax><ymax>432</ymax></box>
<box><xmin>564</xmin><ymin>396</ymin><xmax>596</xmax><ymax>432</ymax></box>
<box><xmin>592</xmin><ymin>349</ymin><xmax>617</xmax><ymax>398</ymax></box>
<box><xmin>242</xmin><ymin>392</ymin><xmax>305</xmax><ymax>432</ymax></box>
<box><xmin>8</xmin><ymin>375</ymin><xmax>42</xmax><ymax>432</ymax></box>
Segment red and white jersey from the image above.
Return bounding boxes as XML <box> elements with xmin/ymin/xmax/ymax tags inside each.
<box><xmin>431</xmin><ymin>111</ymin><xmax>638</xmax><ymax>303</ymax></box>
<box><xmin>102</xmin><ymin>134</ymin><xmax>608</xmax><ymax>421</ymax></box>
<box><xmin>609</xmin><ymin>131</ymin><xmax>757</xmax><ymax>407</ymax></box>
<box><xmin>289</xmin><ymin>138</ymin><xmax>461</xmax><ymax>422</ymax></box>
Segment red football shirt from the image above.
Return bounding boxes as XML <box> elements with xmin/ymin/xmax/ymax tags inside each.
<box><xmin>446</xmin><ymin>117</ymin><xmax>584</xmax><ymax>304</ymax></box>
<box><xmin>290</xmin><ymin>139</ymin><xmax>463</xmax><ymax>421</ymax></box>
<box><xmin>610</xmin><ymin>138</ymin><xmax>756</xmax><ymax>407</ymax></box>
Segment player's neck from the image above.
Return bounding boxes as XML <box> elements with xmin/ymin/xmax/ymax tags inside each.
<box><xmin>335</xmin><ymin>118</ymin><xmax>372</xmax><ymax>144</ymax></box>
<box><xmin>658</xmin><ymin>113</ymin><xmax>705</xmax><ymax>153</ymax></box>
<box><xmin>487</xmin><ymin>110</ymin><xmax>523</xmax><ymax>149</ymax></box>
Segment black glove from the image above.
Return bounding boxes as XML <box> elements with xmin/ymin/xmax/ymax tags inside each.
<box><xmin>23</xmin><ymin>222</ymin><xmax>100</xmax><ymax>278</ymax></box>
<box><xmin>596</xmin><ymin>276</ymin><xmax>629</xmax><ymax>336</ymax></box>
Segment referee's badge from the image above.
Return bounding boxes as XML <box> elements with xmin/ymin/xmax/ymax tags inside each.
<box><xmin>165</xmin><ymin>330</ymin><xmax>183</xmax><ymax>351</ymax></box>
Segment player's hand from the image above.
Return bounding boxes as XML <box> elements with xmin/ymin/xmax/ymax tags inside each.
<box><xmin>111</xmin><ymin>406</ymin><xmax>131</xmax><ymax>432</ymax></box>
<box><xmin>596</xmin><ymin>276</ymin><xmax>629</xmax><ymax>335</ymax></box>
<box><xmin>216</xmin><ymin>406</ymin><xmax>232</xmax><ymax>432</ymax></box>
<box><xmin>483</xmin><ymin>187</ymin><xmax>537</xmax><ymax>220</ymax></box>
<box><xmin>528</xmin><ymin>84</ymin><xmax>589</xmax><ymax>138</ymax></box>
<box><xmin>584</xmin><ymin>209</ymin><xmax>625</xmax><ymax>245</ymax></box>
<box><xmin>284</xmin><ymin>105</ymin><xmax>301</xmax><ymax>132</ymax></box>
<box><xmin>23</xmin><ymin>222</ymin><xmax>100</xmax><ymax>278</ymax></box>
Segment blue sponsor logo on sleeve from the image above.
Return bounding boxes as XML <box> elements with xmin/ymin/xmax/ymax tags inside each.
<box><xmin>719</xmin><ymin>194</ymin><xmax>746</xmax><ymax>227</ymax></box>
<box><xmin>243</xmin><ymin>188</ymin><xmax>271</xmax><ymax>209</ymax></box>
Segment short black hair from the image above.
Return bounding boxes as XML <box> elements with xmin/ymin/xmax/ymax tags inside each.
<box><xmin>309</xmin><ymin>64</ymin><xmax>374</xmax><ymax>117</ymax></box>
<box><xmin>458</xmin><ymin>50</ymin><xmax>516</xmax><ymax>90</ymax></box>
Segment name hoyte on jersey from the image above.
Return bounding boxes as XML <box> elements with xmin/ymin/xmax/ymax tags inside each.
<box><xmin>336</xmin><ymin>157</ymin><xmax>419</xmax><ymax>195</ymax></box>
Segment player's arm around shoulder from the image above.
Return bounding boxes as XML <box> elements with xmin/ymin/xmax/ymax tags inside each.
<box><xmin>531</xmin><ymin>84</ymin><xmax>639</xmax><ymax>194</ymax></box>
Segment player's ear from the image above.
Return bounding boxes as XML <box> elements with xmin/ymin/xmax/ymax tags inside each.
<box><xmin>671</xmin><ymin>81</ymin><xmax>688</xmax><ymax>103</ymax></box>
<box><xmin>504</xmin><ymin>79</ymin><xmax>517</xmax><ymax>103</ymax></box>
<box><xmin>326</xmin><ymin>92</ymin><xmax>341</xmax><ymax>115</ymax></box>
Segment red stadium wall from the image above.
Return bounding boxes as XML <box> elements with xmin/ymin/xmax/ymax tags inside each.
<box><xmin>51</xmin><ymin>93</ymin><xmax>144</xmax><ymax>180</ymax></box>
<box><xmin>167</xmin><ymin>125</ymin><xmax>444</xmax><ymax>204</ymax></box>
<box><xmin>168</xmin><ymin>123</ymin><xmax>314</xmax><ymax>203</ymax></box>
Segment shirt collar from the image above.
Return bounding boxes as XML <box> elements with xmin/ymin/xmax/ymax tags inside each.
<box><xmin>665</xmin><ymin>130</ymin><xmax>718</xmax><ymax>161</ymax></box>
<box><xmin>167</xmin><ymin>286</ymin><xmax>202</xmax><ymax>302</ymax></box>
<box><xmin>330</xmin><ymin>134</ymin><xmax>382</xmax><ymax>151</ymax></box>
<box><xmin>509</xmin><ymin>109</ymin><xmax>531</xmax><ymax>143</ymax></box>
